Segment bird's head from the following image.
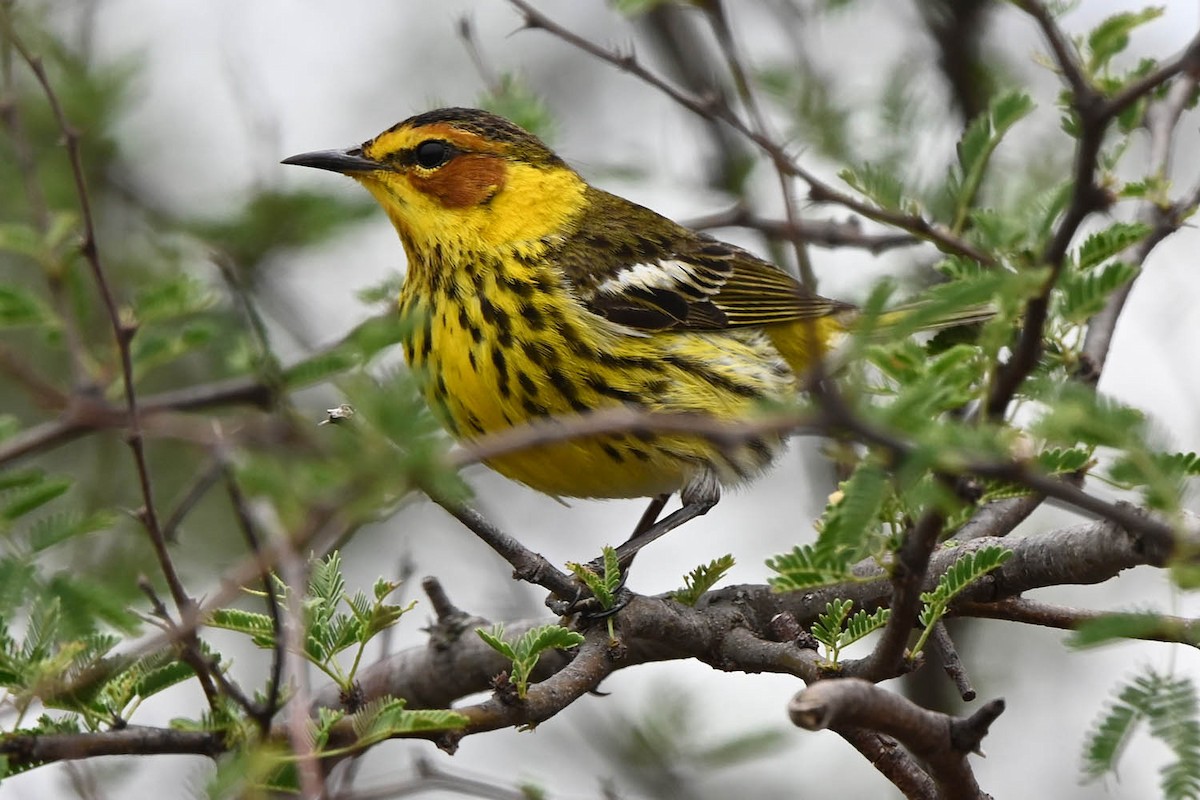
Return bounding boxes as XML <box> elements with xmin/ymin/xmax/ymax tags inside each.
<box><xmin>283</xmin><ymin>107</ymin><xmax>587</xmax><ymax>252</ymax></box>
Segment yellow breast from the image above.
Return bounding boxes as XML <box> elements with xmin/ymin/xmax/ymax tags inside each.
<box><xmin>398</xmin><ymin>249</ymin><xmax>800</xmax><ymax>500</ymax></box>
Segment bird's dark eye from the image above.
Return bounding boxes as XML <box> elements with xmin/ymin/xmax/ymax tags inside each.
<box><xmin>414</xmin><ymin>140</ymin><xmax>452</xmax><ymax>169</ymax></box>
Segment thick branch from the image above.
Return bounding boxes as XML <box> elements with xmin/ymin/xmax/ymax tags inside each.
<box><xmin>314</xmin><ymin>515</ymin><xmax>1194</xmax><ymax>713</ymax></box>
<box><xmin>790</xmin><ymin>678</ymin><xmax>1002</xmax><ymax>799</ymax></box>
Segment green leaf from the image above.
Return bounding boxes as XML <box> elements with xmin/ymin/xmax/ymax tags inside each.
<box><xmin>811</xmin><ymin>599</ymin><xmax>852</xmax><ymax>653</ymax></box>
<box><xmin>1086</xmin><ymin>8</ymin><xmax>1164</xmax><ymax>73</ymax></box>
<box><xmin>2</xmin><ymin>477</ymin><xmax>72</xmax><ymax>520</ymax></box>
<box><xmin>1059</xmin><ymin>260</ymin><xmax>1140</xmax><ymax>323</ymax></box>
<box><xmin>613</xmin><ymin>0</ymin><xmax>672</xmax><ymax>14</ymax></box>
<box><xmin>1030</xmin><ymin>382</ymin><xmax>1145</xmax><ymax>449</ymax></box>
<box><xmin>190</xmin><ymin>188</ymin><xmax>377</xmax><ymax>266</ymax></box>
<box><xmin>1069</xmin><ymin>612</ymin><xmax>1194</xmax><ymax>649</ymax></box>
<box><xmin>950</xmin><ymin>90</ymin><xmax>1035</xmax><ymax>231</ymax></box>
<box><xmin>308</xmin><ymin>552</ymin><xmax>346</xmax><ymax>627</ymax></box>
<box><xmin>915</xmin><ymin>546</ymin><xmax>1012</xmax><ymax>652</ymax></box>
<box><xmin>476</xmin><ymin>625</ymin><xmax>516</xmax><ymax>662</ymax></box>
<box><xmin>0</xmin><ymin>223</ymin><xmax>43</xmax><ymax>258</ymax></box>
<box><xmin>27</xmin><ymin>510</ymin><xmax>117</xmax><ymax>553</ymax></box>
<box><xmin>350</xmin><ymin>696</ymin><xmax>467</xmax><ymax>744</ymax></box>
<box><xmin>355</xmin><ymin>272</ymin><xmax>404</xmax><ymax>306</ymax></box>
<box><xmin>134</xmin><ymin>273</ymin><xmax>217</xmax><ymax>323</ymax></box>
<box><xmin>132</xmin><ymin>660</ymin><xmax>196</xmax><ymax>700</ymax></box>
<box><xmin>1154</xmin><ymin>451</ymin><xmax>1200</xmax><ymax>477</ymax></box>
<box><xmin>1083</xmin><ymin>680</ymin><xmax>1143</xmax><ymax>780</ymax></box>
<box><xmin>0</xmin><ymin>285</ymin><xmax>53</xmax><ymax>329</ymax></box>
<box><xmin>839</xmin><ymin>162</ymin><xmax>908</xmax><ymax>211</ymax></box>
<box><xmin>479</xmin><ymin>75</ymin><xmax>555</xmax><ymax>143</ymax></box>
<box><xmin>1083</xmin><ymin>669</ymin><xmax>1200</xmax><ymax>800</ymax></box>
<box><xmin>1076</xmin><ymin>222</ymin><xmax>1152</xmax><ymax>270</ymax></box>
<box><xmin>842</xmin><ymin>607</ymin><xmax>890</xmax><ymax>649</ymax></box>
<box><xmin>767</xmin><ymin>462</ymin><xmax>888</xmax><ymax>592</ymax></box>
<box><xmin>476</xmin><ymin>624</ymin><xmax>583</xmax><ymax>699</ymax></box>
<box><xmin>810</xmin><ymin>600</ymin><xmax>888</xmax><ymax>666</ymax></box>
<box><xmin>567</xmin><ymin>547</ymin><xmax>620</xmax><ymax>611</ymax></box>
<box><xmin>47</xmin><ymin>574</ymin><xmax>141</xmax><ymax>635</ymax></box>
<box><xmin>282</xmin><ymin>313</ymin><xmax>408</xmax><ymax>389</ymax></box>
<box><xmin>671</xmin><ymin>555</ymin><xmax>735</xmax><ymax>607</ymax></box>
<box><xmin>1036</xmin><ymin>447</ymin><xmax>1094</xmax><ymax>475</ymax></box>
<box><xmin>208</xmin><ymin>608</ymin><xmax>276</xmax><ymax>644</ymax></box>
<box><xmin>1106</xmin><ymin>449</ymin><xmax>1197</xmax><ymax>512</ymax></box>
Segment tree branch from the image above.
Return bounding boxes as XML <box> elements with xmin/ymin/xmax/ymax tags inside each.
<box><xmin>503</xmin><ymin>0</ymin><xmax>997</xmax><ymax>267</ymax></box>
<box><xmin>957</xmin><ymin>597</ymin><xmax>1200</xmax><ymax>647</ymax></box>
<box><xmin>789</xmin><ymin>678</ymin><xmax>1003</xmax><ymax>800</ymax></box>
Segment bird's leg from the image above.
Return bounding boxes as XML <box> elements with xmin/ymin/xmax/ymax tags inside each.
<box><xmin>613</xmin><ymin>470</ymin><xmax>721</xmax><ymax>567</ymax></box>
<box><xmin>559</xmin><ymin>479</ymin><xmax>720</xmax><ymax>619</ymax></box>
<box><xmin>630</xmin><ymin>493</ymin><xmax>671</xmax><ymax>540</ymax></box>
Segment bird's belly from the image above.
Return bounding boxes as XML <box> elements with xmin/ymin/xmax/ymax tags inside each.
<box><xmin>405</xmin><ymin>293</ymin><xmax>795</xmax><ymax>499</ymax></box>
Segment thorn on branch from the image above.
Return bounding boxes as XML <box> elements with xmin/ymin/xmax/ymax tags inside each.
<box><xmin>949</xmin><ymin>698</ymin><xmax>1006</xmax><ymax>756</ymax></box>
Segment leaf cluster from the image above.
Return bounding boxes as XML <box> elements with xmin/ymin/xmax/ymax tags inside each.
<box><xmin>210</xmin><ymin>552</ymin><xmax>414</xmax><ymax>694</ymax></box>
<box><xmin>476</xmin><ymin>624</ymin><xmax>585</xmax><ymax>700</ymax></box>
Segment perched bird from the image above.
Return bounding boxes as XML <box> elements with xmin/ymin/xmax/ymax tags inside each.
<box><xmin>283</xmin><ymin>108</ymin><xmax>971</xmax><ymax>558</ymax></box>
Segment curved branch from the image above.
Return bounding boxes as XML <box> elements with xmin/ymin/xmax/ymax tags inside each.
<box><xmin>314</xmin><ymin>515</ymin><xmax>1195</xmax><ymax>714</ymax></box>
<box><xmin>789</xmin><ymin>678</ymin><xmax>1003</xmax><ymax>799</ymax></box>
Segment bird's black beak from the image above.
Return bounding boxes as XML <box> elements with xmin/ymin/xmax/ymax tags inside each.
<box><xmin>281</xmin><ymin>146</ymin><xmax>380</xmax><ymax>174</ymax></box>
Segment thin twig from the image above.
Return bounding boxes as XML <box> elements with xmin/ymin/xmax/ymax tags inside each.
<box><xmin>685</xmin><ymin>204</ymin><xmax>920</xmax><ymax>254</ymax></box>
<box><xmin>221</xmin><ymin>451</ymin><xmax>285</xmax><ymax>734</ymax></box>
<box><xmin>280</xmin><ymin>544</ymin><xmax>325</xmax><ymax>799</ymax></box>
<box><xmin>1081</xmin><ymin>35</ymin><xmax>1200</xmax><ymax>379</ymax></box>
<box><xmin>987</xmin><ymin>8</ymin><xmax>1200</xmax><ymax>418</ymax></box>
<box><xmin>0</xmin><ymin>35</ymin><xmax>90</xmax><ymax>388</ymax></box>
<box><xmin>161</xmin><ymin>457</ymin><xmax>224</xmax><ymax>544</ymax></box>
<box><xmin>852</xmin><ymin>508</ymin><xmax>945</xmax><ymax>681</ymax></box>
<box><xmin>929</xmin><ymin>622</ymin><xmax>976</xmax><ymax>702</ymax></box>
<box><xmin>432</xmin><ymin>501</ymin><xmax>576</xmax><ymax>598</ymax></box>
<box><xmin>703</xmin><ymin>0</ymin><xmax>816</xmax><ymax>287</ymax></box>
<box><xmin>958</xmin><ymin>597</ymin><xmax>1200</xmax><ymax>646</ymax></box>
<box><xmin>504</xmin><ymin>0</ymin><xmax>996</xmax><ymax>267</ymax></box>
<box><xmin>2</xmin><ymin>17</ymin><xmax>195</xmax><ymax>626</ymax></box>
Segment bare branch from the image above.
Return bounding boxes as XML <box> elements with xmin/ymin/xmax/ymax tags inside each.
<box><xmin>1082</xmin><ymin>34</ymin><xmax>1200</xmax><ymax>379</ymax></box>
<box><xmin>0</xmin><ymin>726</ymin><xmax>222</xmax><ymax>768</ymax></box>
<box><xmin>853</xmin><ymin>509</ymin><xmax>945</xmax><ymax>681</ymax></box>
<box><xmin>315</xmin><ymin>515</ymin><xmax>1197</xmax><ymax>715</ymax></box>
<box><xmin>789</xmin><ymin>678</ymin><xmax>1002</xmax><ymax>799</ymax></box>
<box><xmin>929</xmin><ymin>622</ymin><xmax>976</xmax><ymax>702</ymax></box>
<box><xmin>684</xmin><ymin>204</ymin><xmax>920</xmax><ymax>254</ymax></box>
<box><xmin>503</xmin><ymin>0</ymin><xmax>996</xmax><ymax>267</ymax></box>
<box><xmin>988</xmin><ymin>10</ymin><xmax>1200</xmax><ymax>417</ymax></box>
<box><xmin>957</xmin><ymin>597</ymin><xmax>1200</xmax><ymax>647</ymax></box>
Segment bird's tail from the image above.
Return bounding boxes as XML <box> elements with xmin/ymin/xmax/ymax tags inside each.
<box><xmin>872</xmin><ymin>302</ymin><xmax>996</xmax><ymax>333</ymax></box>
<box><xmin>766</xmin><ymin>302</ymin><xmax>995</xmax><ymax>381</ymax></box>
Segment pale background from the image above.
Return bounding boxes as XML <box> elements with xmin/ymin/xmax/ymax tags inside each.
<box><xmin>6</xmin><ymin>1</ymin><xmax>1200</xmax><ymax>798</ymax></box>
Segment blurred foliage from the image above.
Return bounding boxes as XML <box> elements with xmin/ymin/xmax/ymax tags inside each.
<box><xmin>1083</xmin><ymin>669</ymin><xmax>1200</xmax><ymax>800</ymax></box>
<box><xmin>0</xmin><ymin>1</ymin><xmax>1197</xmax><ymax>798</ymax></box>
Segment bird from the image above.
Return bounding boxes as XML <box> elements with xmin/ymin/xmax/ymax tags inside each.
<box><xmin>283</xmin><ymin>107</ymin><xmax>980</xmax><ymax>561</ymax></box>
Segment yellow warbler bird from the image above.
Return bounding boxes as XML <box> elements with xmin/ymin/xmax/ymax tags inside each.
<box><xmin>283</xmin><ymin>108</ymin><xmax>963</xmax><ymax>557</ymax></box>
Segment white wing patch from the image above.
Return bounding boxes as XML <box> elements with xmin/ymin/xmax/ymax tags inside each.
<box><xmin>595</xmin><ymin>259</ymin><xmax>725</xmax><ymax>297</ymax></box>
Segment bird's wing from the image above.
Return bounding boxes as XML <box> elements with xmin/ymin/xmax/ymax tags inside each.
<box><xmin>557</xmin><ymin>189</ymin><xmax>849</xmax><ymax>332</ymax></box>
